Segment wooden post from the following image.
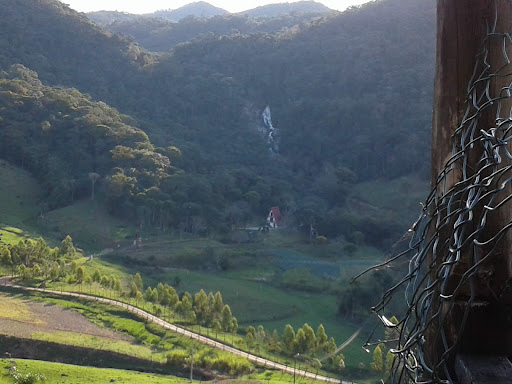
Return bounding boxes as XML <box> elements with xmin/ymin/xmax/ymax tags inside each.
<box><xmin>429</xmin><ymin>0</ymin><xmax>512</xmax><ymax>377</ymax></box>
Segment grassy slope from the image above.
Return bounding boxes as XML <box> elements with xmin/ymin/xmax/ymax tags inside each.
<box><xmin>0</xmin><ymin>359</ymin><xmax>190</xmax><ymax>384</ymax></box>
<box><xmin>44</xmin><ymin>200</ymin><xmax>136</xmax><ymax>252</ymax></box>
<box><xmin>0</xmin><ymin>359</ymin><xmax>333</xmax><ymax>384</ymax></box>
<box><xmin>0</xmin><ymin>160</ymin><xmax>40</xmax><ymax>227</ymax></box>
<box><xmin>349</xmin><ymin>175</ymin><xmax>429</xmax><ymax>226</ymax></box>
<box><xmin>112</xmin><ymin>255</ymin><xmax>373</xmax><ymax>369</ymax></box>
<box><xmin>0</xmin><ymin>160</ymin><xmax>43</xmax><ymax>251</ymax></box>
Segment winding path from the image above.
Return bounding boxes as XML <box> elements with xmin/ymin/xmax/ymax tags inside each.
<box><xmin>0</xmin><ymin>279</ymin><xmax>358</xmax><ymax>384</ymax></box>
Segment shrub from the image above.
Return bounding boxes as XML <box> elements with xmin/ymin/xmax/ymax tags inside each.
<box><xmin>166</xmin><ymin>349</ymin><xmax>189</xmax><ymax>367</ymax></box>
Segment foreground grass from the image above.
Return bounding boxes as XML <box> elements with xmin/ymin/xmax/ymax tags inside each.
<box><xmin>0</xmin><ymin>359</ymin><xmax>190</xmax><ymax>384</ymax></box>
<box><xmin>0</xmin><ymin>359</ymin><xmax>337</xmax><ymax>384</ymax></box>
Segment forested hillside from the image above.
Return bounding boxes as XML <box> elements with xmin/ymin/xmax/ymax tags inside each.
<box><xmin>0</xmin><ymin>0</ymin><xmax>436</xmax><ymax>249</ymax></box>
<box><xmin>94</xmin><ymin>12</ymin><xmax>335</xmax><ymax>52</ymax></box>
<box><xmin>0</xmin><ymin>65</ymin><xmax>175</xmax><ymax>220</ymax></box>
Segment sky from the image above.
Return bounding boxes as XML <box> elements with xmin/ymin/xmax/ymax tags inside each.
<box><xmin>61</xmin><ymin>0</ymin><xmax>371</xmax><ymax>14</ymax></box>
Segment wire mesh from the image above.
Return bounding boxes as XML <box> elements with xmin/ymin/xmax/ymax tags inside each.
<box><xmin>359</xmin><ymin>1</ymin><xmax>512</xmax><ymax>383</ymax></box>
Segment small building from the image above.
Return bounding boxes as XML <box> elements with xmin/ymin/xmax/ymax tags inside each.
<box><xmin>267</xmin><ymin>206</ymin><xmax>283</xmax><ymax>228</ymax></box>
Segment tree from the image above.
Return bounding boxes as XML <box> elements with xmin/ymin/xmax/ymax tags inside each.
<box><xmin>213</xmin><ymin>291</ymin><xmax>223</xmax><ymax>314</ymax></box>
<box><xmin>384</xmin><ymin>315</ymin><xmax>400</xmax><ymax>341</ymax></box>
<box><xmin>257</xmin><ymin>325</ymin><xmax>265</xmax><ymax>340</ymax></box>
<box><xmin>129</xmin><ymin>282</ymin><xmax>138</xmax><ymax>297</ymax></box>
<box><xmin>181</xmin><ymin>294</ymin><xmax>193</xmax><ymax>314</ymax></box>
<box><xmin>135</xmin><ymin>290</ymin><xmax>143</xmax><ymax>306</ymax></box>
<box><xmin>317</xmin><ymin>324</ymin><xmax>327</xmax><ymax>346</ymax></box>
<box><xmin>207</xmin><ymin>292</ymin><xmax>215</xmax><ymax>315</ymax></box>
<box><xmin>283</xmin><ymin>324</ymin><xmax>295</xmax><ymax>351</ymax></box>
<box><xmin>100</xmin><ymin>275</ymin><xmax>109</xmax><ymax>287</ymax></box>
<box><xmin>32</xmin><ymin>264</ymin><xmax>41</xmax><ymax>277</ymax></box>
<box><xmin>157</xmin><ymin>283</ymin><xmax>165</xmax><ymax>301</ymax></box>
<box><xmin>246</xmin><ymin>331</ymin><xmax>255</xmax><ymax>348</ymax></box>
<box><xmin>214</xmin><ymin>320</ymin><xmax>222</xmax><ymax>338</ymax></box>
<box><xmin>385</xmin><ymin>350</ymin><xmax>395</xmax><ymax>374</ymax></box>
<box><xmin>144</xmin><ymin>286</ymin><xmax>153</xmax><ymax>301</ymax></box>
<box><xmin>325</xmin><ymin>337</ymin><xmax>336</xmax><ymax>353</ymax></box>
<box><xmin>89</xmin><ymin>172</ymin><xmax>100</xmax><ymax>200</ymax></box>
<box><xmin>134</xmin><ymin>273</ymin><xmax>143</xmax><ymax>291</ymax></box>
<box><xmin>231</xmin><ymin>317</ymin><xmax>238</xmax><ymax>335</ymax></box>
<box><xmin>296</xmin><ymin>328</ymin><xmax>306</xmax><ymax>353</ymax></box>
<box><xmin>76</xmin><ymin>266</ymin><xmax>85</xmax><ymax>283</ymax></box>
<box><xmin>338</xmin><ymin>357</ymin><xmax>346</xmax><ymax>372</ymax></box>
<box><xmin>371</xmin><ymin>345</ymin><xmax>383</xmax><ymax>372</ymax></box>
<box><xmin>160</xmin><ymin>288</ymin><xmax>171</xmax><ymax>306</ymax></box>
<box><xmin>0</xmin><ymin>245</ymin><xmax>12</xmax><ymax>265</ymax></box>
<box><xmin>50</xmin><ymin>262</ymin><xmax>59</xmax><ymax>280</ymax></box>
<box><xmin>69</xmin><ymin>260</ymin><xmax>78</xmax><ymax>274</ymax></box>
<box><xmin>193</xmin><ymin>289</ymin><xmax>209</xmax><ymax>324</ymax></box>
<box><xmin>220</xmin><ymin>304</ymin><xmax>232</xmax><ymax>331</ymax></box>
<box><xmin>92</xmin><ymin>269</ymin><xmax>101</xmax><ymax>283</ymax></box>
<box><xmin>311</xmin><ymin>358</ymin><xmax>322</xmax><ymax>374</ymax></box>
<box><xmin>303</xmin><ymin>323</ymin><xmax>316</xmax><ymax>351</ymax></box>
<box><xmin>60</xmin><ymin>235</ymin><xmax>75</xmax><ymax>256</ymax></box>
<box><xmin>17</xmin><ymin>264</ymin><xmax>28</xmax><ymax>280</ymax></box>
<box><xmin>151</xmin><ymin>287</ymin><xmax>159</xmax><ymax>303</ymax></box>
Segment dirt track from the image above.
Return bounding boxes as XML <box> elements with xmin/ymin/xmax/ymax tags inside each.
<box><xmin>0</xmin><ymin>293</ymin><xmax>131</xmax><ymax>342</ymax></box>
<box><xmin>1</xmin><ymin>280</ymin><xmax>357</xmax><ymax>384</ymax></box>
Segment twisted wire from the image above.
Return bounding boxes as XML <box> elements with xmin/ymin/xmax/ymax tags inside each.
<box><xmin>361</xmin><ymin>2</ymin><xmax>512</xmax><ymax>382</ymax></box>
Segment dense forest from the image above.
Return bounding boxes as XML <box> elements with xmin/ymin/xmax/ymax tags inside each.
<box><xmin>0</xmin><ymin>0</ymin><xmax>435</xmax><ymax>249</ymax></box>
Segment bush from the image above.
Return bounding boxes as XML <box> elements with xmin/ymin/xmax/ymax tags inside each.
<box><xmin>166</xmin><ymin>349</ymin><xmax>189</xmax><ymax>367</ymax></box>
<box><xmin>280</xmin><ymin>268</ymin><xmax>330</xmax><ymax>292</ymax></box>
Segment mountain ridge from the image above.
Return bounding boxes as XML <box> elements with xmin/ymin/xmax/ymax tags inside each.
<box><xmin>0</xmin><ymin>0</ymin><xmax>435</xmax><ymax>248</ymax></box>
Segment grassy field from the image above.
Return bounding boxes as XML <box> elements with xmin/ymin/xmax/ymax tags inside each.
<box><xmin>0</xmin><ymin>160</ymin><xmax>41</xmax><ymax>227</ymax></box>
<box><xmin>100</xmin><ymin>256</ymin><xmax>374</xmax><ymax>370</ymax></box>
<box><xmin>0</xmin><ymin>359</ymin><xmax>190</xmax><ymax>384</ymax></box>
<box><xmin>0</xmin><ymin>359</ymin><xmax>339</xmax><ymax>384</ymax></box>
<box><xmin>349</xmin><ymin>176</ymin><xmax>428</xmax><ymax>225</ymax></box>
<box><xmin>43</xmin><ymin>200</ymin><xmax>135</xmax><ymax>251</ymax></box>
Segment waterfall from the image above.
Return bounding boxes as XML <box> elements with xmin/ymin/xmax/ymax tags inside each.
<box><xmin>262</xmin><ymin>105</ymin><xmax>279</xmax><ymax>155</ymax></box>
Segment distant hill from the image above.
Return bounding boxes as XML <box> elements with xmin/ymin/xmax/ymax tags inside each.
<box><xmin>103</xmin><ymin>12</ymin><xmax>332</xmax><ymax>52</ymax></box>
<box><xmin>87</xmin><ymin>1</ymin><xmax>336</xmax><ymax>53</ymax></box>
<box><xmin>86</xmin><ymin>10</ymin><xmax>138</xmax><ymax>25</ymax></box>
<box><xmin>241</xmin><ymin>1</ymin><xmax>332</xmax><ymax>18</ymax></box>
<box><xmin>151</xmin><ymin>1</ymin><xmax>228</xmax><ymax>21</ymax></box>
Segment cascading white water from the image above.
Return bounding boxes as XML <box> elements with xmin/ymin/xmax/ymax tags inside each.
<box><xmin>262</xmin><ymin>105</ymin><xmax>279</xmax><ymax>154</ymax></box>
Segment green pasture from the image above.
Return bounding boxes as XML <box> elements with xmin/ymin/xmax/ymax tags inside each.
<box><xmin>135</xmin><ymin>267</ymin><xmax>372</xmax><ymax>369</ymax></box>
<box><xmin>0</xmin><ymin>226</ymin><xmax>28</xmax><ymax>246</ymax></box>
<box><xmin>0</xmin><ymin>160</ymin><xmax>41</xmax><ymax>226</ymax></box>
<box><xmin>349</xmin><ymin>176</ymin><xmax>428</xmax><ymax>224</ymax></box>
<box><xmin>43</xmin><ymin>200</ymin><xmax>134</xmax><ymax>251</ymax></box>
